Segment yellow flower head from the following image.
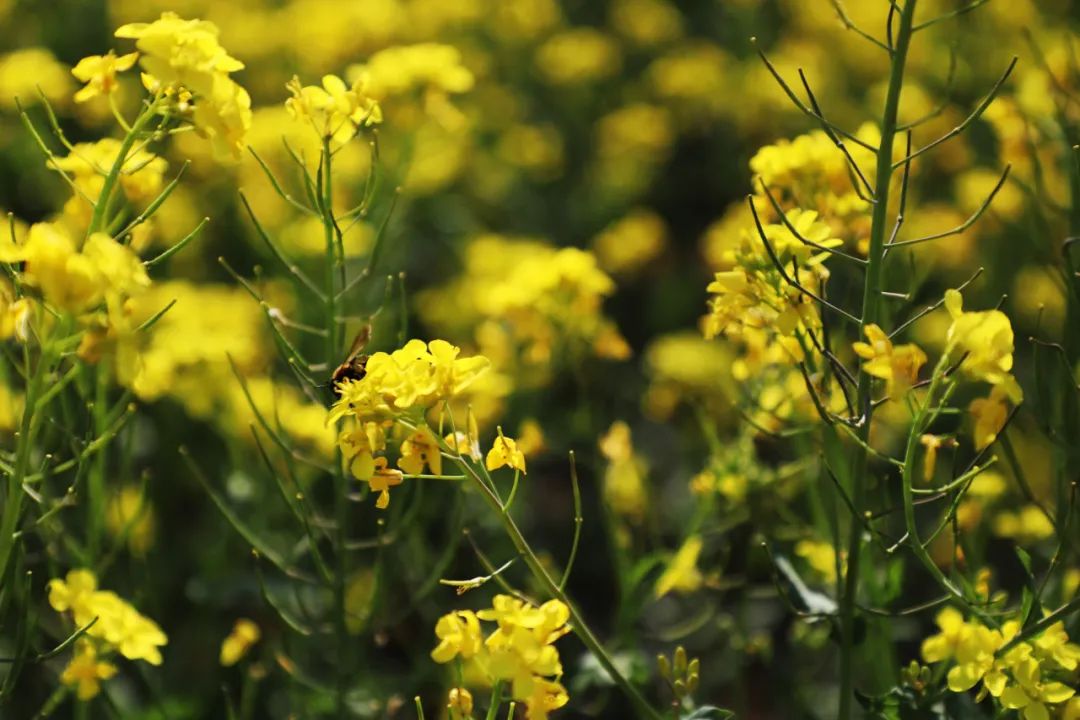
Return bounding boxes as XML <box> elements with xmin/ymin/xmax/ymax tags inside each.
<box><xmin>71</xmin><ymin>50</ymin><xmax>139</xmax><ymax>102</ymax></box>
<box><xmin>944</xmin><ymin>289</ymin><xmax>1021</xmax><ymax>400</ymax></box>
<box><xmin>398</xmin><ymin>427</ymin><xmax>443</xmax><ymax>476</ymax></box>
<box><xmin>795</xmin><ymin>538</ymin><xmax>843</xmax><ymax>585</ymax></box>
<box><xmin>969</xmin><ymin>384</ymin><xmax>1012</xmax><ymax>451</ymax></box>
<box><xmin>486</xmin><ymin>433</ymin><xmax>526</xmax><ymax>474</ymax></box>
<box><xmin>330</xmin><ymin>340</ymin><xmax>490</xmax><ymax>427</ymax></box>
<box><xmin>368</xmin><ymin>456</ymin><xmax>405</xmax><ymax>510</ymax></box>
<box><xmin>921</xmin><ymin>607</ymin><xmax>968</xmax><ymax>664</ymax></box>
<box><xmin>115</xmin><ymin>13</ymin><xmax>243</xmax><ymax>97</ymax></box>
<box><xmin>655</xmin><ymin>535</ymin><xmax>704</xmax><ymax>598</ymax></box>
<box><xmin>852</xmin><ymin>324</ymin><xmax>927</xmax><ymax>400</ymax></box>
<box><xmin>431</xmin><ymin>610</ymin><xmax>483</xmax><ymax>663</ymax></box>
<box><xmin>220</xmin><ymin>618</ymin><xmax>261</xmax><ymax>666</ymax></box>
<box><xmin>49</xmin><ymin>569</ymin><xmax>167</xmax><ymax>666</ymax></box>
<box><xmin>61</xmin><ymin>639</ymin><xmax>117</xmax><ymax>701</ymax></box>
<box><xmin>285</xmin><ymin>73</ymin><xmax>382</xmax><ymax>145</ymax></box>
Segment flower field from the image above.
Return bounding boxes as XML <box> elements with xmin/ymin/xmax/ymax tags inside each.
<box><xmin>0</xmin><ymin>1</ymin><xmax>1078</xmax><ymax>718</ymax></box>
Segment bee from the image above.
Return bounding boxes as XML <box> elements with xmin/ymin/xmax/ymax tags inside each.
<box><xmin>330</xmin><ymin>324</ymin><xmax>372</xmax><ymax>396</ymax></box>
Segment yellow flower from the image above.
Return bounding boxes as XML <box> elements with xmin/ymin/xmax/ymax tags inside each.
<box><xmin>795</xmin><ymin>539</ymin><xmax>843</xmax><ymax>585</ymax></box>
<box><xmin>852</xmin><ymin>324</ymin><xmax>927</xmax><ymax>399</ymax></box>
<box><xmin>340</xmin><ymin>421</ymin><xmax>387</xmax><ymax>481</ymax></box>
<box><xmin>1034</xmin><ymin>621</ymin><xmax>1080</xmax><ymax>671</ymax></box>
<box><xmin>115</xmin><ymin>13</ymin><xmax>244</xmax><ymax>97</ymax></box>
<box><xmin>945</xmin><ymin>621</ymin><xmax>1005</xmax><ymax>693</ymax></box>
<box><xmin>71</xmin><ymin>50</ymin><xmax>138</xmax><ymax>102</ymax></box>
<box><xmin>535</xmin><ymin>29</ymin><xmax>621</xmax><ymax>85</ymax></box>
<box><xmin>999</xmin><ymin>657</ymin><xmax>1075</xmax><ymax>719</ymax></box>
<box><xmin>105</xmin><ymin>485</ymin><xmax>155</xmax><ymax>556</ymax></box>
<box><xmin>368</xmin><ymin>457</ymin><xmax>404</xmax><ymax>510</ymax></box>
<box><xmin>599</xmin><ymin>421</ymin><xmax>647</xmax><ymax>522</ymax></box>
<box><xmin>191</xmin><ymin>75</ymin><xmax>252</xmax><ymax>160</ymax></box>
<box><xmin>969</xmin><ymin>384</ymin><xmax>1011</xmax><ymax>451</ymax></box>
<box><xmin>50</xmin><ymin>138</ymin><xmax>168</xmax><ymax>206</ymax></box>
<box><xmin>285</xmin><ymin>74</ymin><xmax>382</xmax><ymax>144</ymax></box>
<box><xmin>431</xmin><ymin>610</ymin><xmax>484</xmax><ymax>663</ymax></box>
<box><xmin>516</xmin><ymin>419</ymin><xmax>546</xmax><ymax>457</ymax></box>
<box><xmin>330</xmin><ymin>340</ymin><xmax>489</xmax><ymax>426</ymax></box>
<box><xmin>219</xmin><ymin>618</ymin><xmax>260</xmax><ymax>666</ymax></box>
<box><xmin>398</xmin><ymin>427</ymin><xmax>443</xmax><ymax>476</ymax></box>
<box><xmin>356</xmin><ymin>43</ymin><xmax>474</xmax><ymax>99</ymax></box>
<box><xmin>115</xmin><ymin>13</ymin><xmax>250</xmax><ymax>159</ymax></box>
<box><xmin>524</xmin><ymin>678</ymin><xmax>570</xmax><ymax>720</ymax></box>
<box><xmin>592</xmin><ymin>209</ymin><xmax>667</xmax><ymax>276</ymax></box>
<box><xmin>921</xmin><ymin>607</ymin><xmax>968</xmax><ymax>663</ymax></box>
<box><xmin>48</xmin><ymin>569</ymin><xmax>99</xmax><ymax>616</ymax></box>
<box><xmin>993</xmin><ymin>506</ymin><xmax>1055</xmax><ymax>543</ymax></box>
<box><xmin>48</xmin><ymin>569</ymin><xmax>167</xmax><ymax>666</ymax></box>
<box><xmin>61</xmin><ymin>640</ymin><xmax>117</xmax><ymax>701</ymax></box>
<box><xmin>920</xmin><ymin>434</ymin><xmax>952</xmax><ymax>484</ymax></box>
<box><xmin>654</xmin><ymin>535</ymin><xmax>704</xmax><ymax>597</ymax></box>
<box><xmin>486</xmin><ymin>434</ymin><xmax>526</xmax><ymax>474</ymax></box>
<box><xmin>944</xmin><ymin>289</ymin><xmax>1021</xmax><ymax>400</ymax></box>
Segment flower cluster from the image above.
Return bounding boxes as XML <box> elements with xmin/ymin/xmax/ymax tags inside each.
<box><xmin>48</xmin><ymin>570</ymin><xmax>168</xmax><ymax>700</ymax></box>
<box><xmin>920</xmin><ymin>607</ymin><xmax>1080</xmax><ymax>719</ymax></box>
<box><xmin>285</xmin><ymin>73</ymin><xmax>382</xmax><ymax>145</ymax></box>
<box><xmin>418</xmin><ymin>236</ymin><xmax>629</xmax><ymax>402</ymax></box>
<box><xmin>114</xmin><ymin>12</ymin><xmax>252</xmax><ymax>159</ymax></box>
<box><xmin>2</xmin><ymin>223</ymin><xmax>148</xmax><ymax>315</ymax></box>
<box><xmin>330</xmin><ymin>339</ymin><xmax>489</xmax><ymax>508</ymax></box>
<box><xmin>431</xmin><ymin>595</ymin><xmax>571</xmax><ymax>720</ymax></box>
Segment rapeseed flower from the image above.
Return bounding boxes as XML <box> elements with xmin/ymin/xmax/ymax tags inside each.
<box><xmin>486</xmin><ymin>434</ymin><xmax>526</xmax><ymax>474</ymax></box>
<box><xmin>286</xmin><ymin>74</ymin><xmax>381</xmax><ymax>144</ymax></box>
<box><xmin>852</xmin><ymin>324</ymin><xmax>927</xmax><ymax>400</ymax></box>
<box><xmin>944</xmin><ymin>289</ymin><xmax>1022</xmax><ymax>401</ymax></box>
<box><xmin>655</xmin><ymin>535</ymin><xmax>704</xmax><ymax>597</ymax></box>
<box><xmin>71</xmin><ymin>50</ymin><xmax>139</xmax><ymax>102</ymax></box>
<box><xmin>220</xmin><ymin>619</ymin><xmax>260</xmax><ymax>666</ymax></box>
<box><xmin>61</xmin><ymin>640</ymin><xmax>117</xmax><ymax>700</ymax></box>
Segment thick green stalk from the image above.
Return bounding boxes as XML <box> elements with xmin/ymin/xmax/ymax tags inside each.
<box><xmin>837</xmin><ymin>3</ymin><xmax>917</xmax><ymax>718</ymax></box>
<box><xmin>322</xmin><ymin>137</ymin><xmax>348</xmax><ymax>720</ymax></box>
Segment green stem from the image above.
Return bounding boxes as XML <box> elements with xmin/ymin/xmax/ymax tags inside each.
<box><xmin>87</xmin><ymin>99</ymin><xmax>160</xmax><ymax>238</ymax></box>
<box><xmin>0</xmin><ymin>313</ymin><xmax>57</xmax><ymax>585</ymax></box>
<box><xmin>322</xmin><ymin>137</ymin><xmax>348</xmax><ymax>720</ymax></box>
<box><xmin>837</xmin><ymin>3</ymin><xmax>917</xmax><ymax>718</ymax></box>
<box><xmin>484</xmin><ymin>680</ymin><xmax>504</xmax><ymax>720</ymax></box>
<box><xmin>452</xmin><ymin>456</ymin><xmax>663</xmax><ymax>720</ymax></box>
<box><xmin>32</xmin><ymin>685</ymin><xmax>70</xmax><ymax>720</ymax></box>
<box><xmin>86</xmin><ymin>361</ymin><xmax>109</xmax><ymax>561</ymax></box>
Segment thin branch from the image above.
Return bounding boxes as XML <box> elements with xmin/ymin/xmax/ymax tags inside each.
<box><xmin>753</xmin><ymin>42</ymin><xmax>879</xmax><ymax>153</ymax></box>
<box><xmin>892</xmin><ymin>57</ymin><xmax>1018</xmax><ymax>171</ymax></box>
<box><xmin>748</xmin><ymin>196</ymin><xmax>863</xmax><ymax>325</ymax></box>
<box><xmin>758</xmin><ymin>180</ymin><xmax>867</xmax><ymax>264</ymax></box>
<box><xmin>798</xmin><ymin>69</ymin><xmax>876</xmax><ymax>199</ymax></box>
<box><xmin>912</xmin><ymin>0</ymin><xmax>991</xmax><ymax>32</ymax></box>
<box><xmin>888</xmin><ymin>267</ymin><xmax>984</xmax><ymax>339</ymax></box>
<box><xmin>830</xmin><ymin>0</ymin><xmax>892</xmax><ymax>53</ymax></box>
<box><xmin>888</xmin><ymin>165</ymin><xmax>1012</xmax><ymax>248</ymax></box>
